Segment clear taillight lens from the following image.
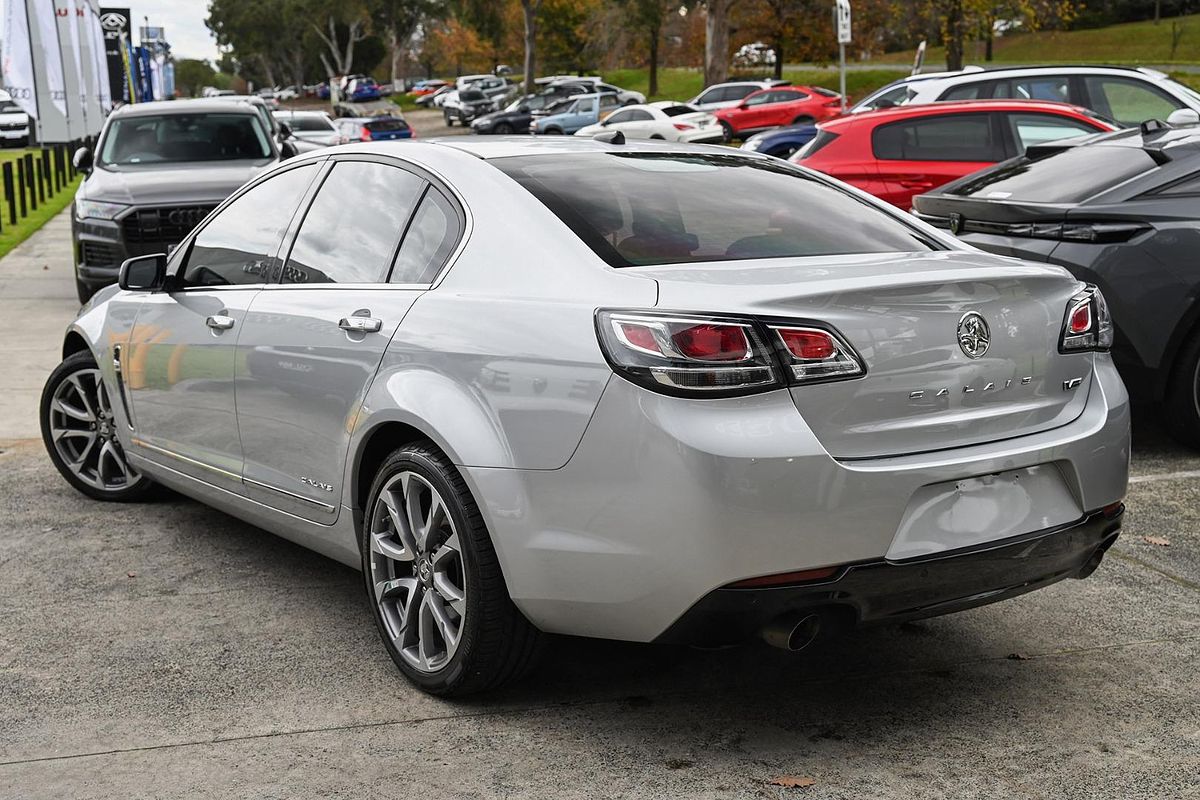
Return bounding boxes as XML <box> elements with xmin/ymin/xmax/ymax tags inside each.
<box><xmin>769</xmin><ymin>325</ymin><xmax>865</xmax><ymax>382</ymax></box>
<box><xmin>1060</xmin><ymin>284</ymin><xmax>1113</xmax><ymax>352</ymax></box>
<box><xmin>596</xmin><ymin>311</ymin><xmax>779</xmax><ymax>397</ymax></box>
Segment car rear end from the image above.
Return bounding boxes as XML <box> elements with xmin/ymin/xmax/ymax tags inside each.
<box><xmin>475</xmin><ymin>147</ymin><xmax>1128</xmax><ymax>647</ymax></box>
<box><xmin>359</xmin><ymin>117</ymin><xmax>413</xmax><ymax>141</ymax></box>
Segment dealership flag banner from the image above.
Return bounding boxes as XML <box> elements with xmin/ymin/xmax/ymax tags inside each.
<box><xmin>87</xmin><ymin>5</ymin><xmax>111</xmax><ymax>111</ymax></box>
<box><xmin>33</xmin><ymin>0</ymin><xmax>68</xmax><ymax>116</ymax></box>
<box><xmin>57</xmin><ymin>0</ymin><xmax>87</xmax><ymax>131</ymax></box>
<box><xmin>1</xmin><ymin>0</ymin><xmax>40</xmax><ymax>119</ymax></box>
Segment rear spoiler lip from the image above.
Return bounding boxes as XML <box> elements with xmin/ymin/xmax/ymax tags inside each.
<box><xmin>911</xmin><ymin>194</ymin><xmax>1076</xmax><ymax>226</ymax></box>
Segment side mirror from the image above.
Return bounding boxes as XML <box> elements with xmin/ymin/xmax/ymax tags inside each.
<box><xmin>277</xmin><ymin>121</ymin><xmax>293</xmax><ymax>141</ymax></box>
<box><xmin>518</xmin><ymin>104</ymin><xmax>530</xmax><ymax>113</ymax></box>
<box><xmin>1167</xmin><ymin>108</ymin><xmax>1200</xmax><ymax>126</ymax></box>
<box><xmin>280</xmin><ymin>140</ymin><xmax>299</xmax><ymax>160</ymax></box>
<box><xmin>72</xmin><ymin>146</ymin><xmax>93</xmax><ymax>173</ymax></box>
<box><xmin>118</xmin><ymin>253</ymin><xmax>167</xmax><ymax>292</ymax></box>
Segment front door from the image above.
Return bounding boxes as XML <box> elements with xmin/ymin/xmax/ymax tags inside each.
<box><xmin>125</xmin><ymin>162</ymin><xmax>321</xmax><ymax>490</ymax></box>
<box><xmin>236</xmin><ymin>157</ymin><xmax>462</xmax><ymax>523</ymax></box>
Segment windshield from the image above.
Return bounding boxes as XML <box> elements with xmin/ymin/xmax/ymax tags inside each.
<box><xmin>949</xmin><ymin>144</ymin><xmax>1160</xmax><ymax>203</ymax></box>
<box><xmin>282</xmin><ymin>115</ymin><xmax>333</xmax><ymax>132</ymax></box>
<box><xmin>98</xmin><ymin>113</ymin><xmax>272</xmax><ymax>167</ymax></box>
<box><xmin>495</xmin><ymin>153</ymin><xmax>934</xmax><ymax>267</ymax></box>
<box><xmin>0</xmin><ymin>100</ymin><xmax>21</xmax><ymax>114</ymax></box>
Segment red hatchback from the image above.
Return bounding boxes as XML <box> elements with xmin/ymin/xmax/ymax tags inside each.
<box><xmin>792</xmin><ymin>100</ymin><xmax>1117</xmax><ymax>210</ymax></box>
<box><xmin>714</xmin><ymin>85</ymin><xmax>842</xmax><ymax>140</ymax></box>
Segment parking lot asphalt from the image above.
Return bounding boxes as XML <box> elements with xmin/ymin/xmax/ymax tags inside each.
<box><xmin>1</xmin><ymin>215</ymin><xmax>1198</xmax><ymax>799</ymax></box>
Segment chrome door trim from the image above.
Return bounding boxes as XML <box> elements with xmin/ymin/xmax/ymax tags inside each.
<box><xmin>243</xmin><ymin>476</ymin><xmax>337</xmax><ymax>513</ymax></box>
<box><xmin>130</xmin><ymin>437</ymin><xmax>241</xmax><ymax>482</ymax></box>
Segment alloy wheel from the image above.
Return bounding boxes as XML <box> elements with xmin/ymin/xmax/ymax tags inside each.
<box><xmin>368</xmin><ymin>470</ymin><xmax>468</xmax><ymax>673</ymax></box>
<box><xmin>46</xmin><ymin>368</ymin><xmax>140</xmax><ymax>491</ymax></box>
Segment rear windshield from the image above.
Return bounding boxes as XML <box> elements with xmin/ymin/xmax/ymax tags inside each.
<box><xmin>460</xmin><ymin>90</ymin><xmax>486</xmax><ymax>101</ymax></box>
<box><xmin>494</xmin><ymin>153</ymin><xmax>934</xmax><ymax>267</ymax></box>
<box><xmin>284</xmin><ymin>115</ymin><xmax>333</xmax><ymax>132</ymax></box>
<box><xmin>950</xmin><ymin>145</ymin><xmax>1159</xmax><ymax>203</ymax></box>
<box><xmin>365</xmin><ymin>118</ymin><xmax>409</xmax><ymax>132</ymax></box>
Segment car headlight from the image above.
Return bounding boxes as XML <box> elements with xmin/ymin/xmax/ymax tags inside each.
<box><xmin>74</xmin><ymin>199</ymin><xmax>129</xmax><ymax>221</ymax></box>
<box><xmin>741</xmin><ymin>137</ymin><xmax>763</xmax><ymax>151</ymax></box>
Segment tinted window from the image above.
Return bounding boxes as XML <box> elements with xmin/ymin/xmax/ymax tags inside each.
<box><xmin>99</xmin><ymin>113</ymin><xmax>272</xmax><ymax>166</ymax></box>
<box><xmin>460</xmin><ymin>90</ymin><xmax>486</xmax><ymax>102</ymax></box>
<box><xmin>495</xmin><ymin>153</ymin><xmax>932</xmax><ymax>267</ymax></box>
<box><xmin>725</xmin><ymin>85</ymin><xmax>757</xmax><ymax>101</ymax></box>
<box><xmin>366</xmin><ymin>118</ymin><xmax>409</xmax><ymax>132</ymax></box>
<box><xmin>283</xmin><ymin>161</ymin><xmax>425</xmax><ymax>285</ymax></box>
<box><xmin>1155</xmin><ymin>172</ymin><xmax>1200</xmax><ymax>196</ymax></box>
<box><xmin>872</xmin><ymin>113</ymin><xmax>1002</xmax><ymax>162</ymax></box>
<box><xmin>857</xmin><ymin>84</ymin><xmax>909</xmax><ymax>110</ymax></box>
<box><xmin>181</xmin><ymin>164</ymin><xmax>318</xmax><ymax>287</ymax></box>
<box><xmin>950</xmin><ymin>145</ymin><xmax>1159</xmax><ymax>203</ymax></box>
<box><xmin>996</xmin><ymin>77</ymin><xmax>1070</xmax><ymax>103</ymax></box>
<box><xmin>283</xmin><ymin>115</ymin><xmax>334</xmax><ymax>132</ymax></box>
<box><xmin>697</xmin><ymin>88</ymin><xmax>723</xmax><ymax>105</ymax></box>
<box><xmin>604</xmin><ymin>110</ymin><xmax>633</xmax><ymax>125</ymax></box>
<box><xmin>600</xmin><ymin>95</ymin><xmax>620</xmax><ymax>110</ymax></box>
<box><xmin>623</xmin><ymin>109</ymin><xmax>654</xmax><ymax>121</ymax></box>
<box><xmin>774</xmin><ymin>90</ymin><xmax>809</xmax><ymax>102</ymax></box>
<box><xmin>391</xmin><ymin>189</ymin><xmax>462</xmax><ymax>284</ymax></box>
<box><xmin>661</xmin><ymin>105</ymin><xmax>694</xmax><ymax>117</ymax></box>
<box><xmin>940</xmin><ymin>82</ymin><xmax>984</xmax><ymax>101</ymax></box>
<box><xmin>1085</xmin><ymin>76</ymin><xmax>1182</xmax><ymax>126</ymax></box>
<box><xmin>744</xmin><ymin>92</ymin><xmax>772</xmax><ymax>107</ymax></box>
<box><xmin>1007</xmin><ymin>112</ymin><xmax>1098</xmax><ymax>150</ymax></box>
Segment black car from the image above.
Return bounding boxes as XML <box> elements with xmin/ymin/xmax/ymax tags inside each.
<box><xmin>70</xmin><ymin>99</ymin><xmax>288</xmax><ymax>303</ymax></box>
<box><xmin>913</xmin><ymin>122</ymin><xmax>1200</xmax><ymax>446</ymax></box>
<box><xmin>471</xmin><ymin>87</ymin><xmax>589</xmax><ymax>135</ymax></box>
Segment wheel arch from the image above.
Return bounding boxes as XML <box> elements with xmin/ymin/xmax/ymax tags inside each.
<box><xmin>62</xmin><ymin>329</ymin><xmax>92</xmax><ymax>360</ymax></box>
<box><xmin>1158</xmin><ymin>293</ymin><xmax>1200</xmax><ymax>402</ymax></box>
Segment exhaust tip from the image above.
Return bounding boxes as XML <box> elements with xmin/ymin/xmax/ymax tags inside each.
<box><xmin>761</xmin><ymin>612</ymin><xmax>822</xmax><ymax>652</ymax></box>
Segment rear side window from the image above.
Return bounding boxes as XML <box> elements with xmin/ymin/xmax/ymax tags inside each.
<box><xmin>1084</xmin><ymin>76</ymin><xmax>1182</xmax><ymax>126</ymax></box>
<box><xmin>181</xmin><ymin>164</ymin><xmax>319</xmax><ymax>288</ymax></box>
<box><xmin>872</xmin><ymin>113</ymin><xmax>1002</xmax><ymax>162</ymax></box>
<box><xmin>390</xmin><ymin>189</ymin><xmax>463</xmax><ymax>284</ymax></box>
<box><xmin>494</xmin><ymin>152</ymin><xmax>933</xmax><ymax>267</ymax></box>
<box><xmin>661</xmin><ymin>105</ymin><xmax>693</xmax><ymax>117</ymax></box>
<box><xmin>939</xmin><ymin>82</ymin><xmax>985</xmax><ymax>101</ymax></box>
<box><xmin>949</xmin><ymin>145</ymin><xmax>1160</xmax><ymax>203</ymax></box>
<box><xmin>995</xmin><ymin>77</ymin><xmax>1070</xmax><ymax>103</ymax></box>
<box><xmin>283</xmin><ymin>161</ymin><xmax>425</xmax><ymax>284</ymax></box>
<box><xmin>774</xmin><ymin>90</ymin><xmax>809</xmax><ymax>102</ymax></box>
<box><xmin>724</xmin><ymin>85</ymin><xmax>757</xmax><ymax>102</ymax></box>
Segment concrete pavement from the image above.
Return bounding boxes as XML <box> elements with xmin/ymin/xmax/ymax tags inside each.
<box><xmin>1</xmin><ymin>210</ymin><xmax>1198</xmax><ymax>799</ymax></box>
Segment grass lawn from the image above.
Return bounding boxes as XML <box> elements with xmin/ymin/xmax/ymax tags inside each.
<box><xmin>878</xmin><ymin>13</ymin><xmax>1200</xmax><ymax>67</ymax></box>
<box><xmin>601</xmin><ymin>67</ymin><xmax>906</xmax><ymax>104</ymax></box>
<box><xmin>0</xmin><ymin>148</ymin><xmax>79</xmax><ymax>261</ymax></box>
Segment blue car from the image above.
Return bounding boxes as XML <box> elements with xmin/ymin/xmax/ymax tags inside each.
<box><xmin>333</xmin><ymin>116</ymin><xmax>413</xmax><ymax>142</ymax></box>
<box><xmin>530</xmin><ymin>92</ymin><xmax>622</xmax><ymax>135</ymax></box>
<box><xmin>348</xmin><ymin>78</ymin><xmax>382</xmax><ymax>102</ymax></box>
<box><xmin>740</xmin><ymin>123</ymin><xmax>819</xmax><ymax>158</ymax></box>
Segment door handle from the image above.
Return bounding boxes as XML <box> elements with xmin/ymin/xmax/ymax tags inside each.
<box><xmin>899</xmin><ymin>178</ymin><xmax>934</xmax><ymax>189</ymax></box>
<box><xmin>338</xmin><ymin>316</ymin><xmax>382</xmax><ymax>333</ymax></box>
<box><xmin>205</xmin><ymin>314</ymin><xmax>236</xmax><ymax>330</ymax></box>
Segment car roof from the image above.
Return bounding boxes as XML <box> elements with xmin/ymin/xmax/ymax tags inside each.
<box><xmin>403</xmin><ymin>136</ymin><xmax>751</xmax><ymax>161</ymax></box>
<box><xmin>112</xmin><ymin>98</ymin><xmax>260</xmax><ymax>117</ymax></box>
<box><xmin>273</xmin><ymin>109</ymin><xmax>329</xmax><ymax>116</ymax></box>
<box><xmin>820</xmin><ymin>98</ymin><xmax>1104</xmax><ymax>129</ymax></box>
<box><xmin>895</xmin><ymin>64</ymin><xmax>1170</xmax><ymax>87</ymax></box>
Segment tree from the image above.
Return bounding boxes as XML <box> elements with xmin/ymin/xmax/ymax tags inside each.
<box><xmin>174</xmin><ymin>59</ymin><xmax>218</xmax><ymax>97</ymax></box>
<box><xmin>698</xmin><ymin>0</ymin><xmax>736</xmax><ymax>86</ymax></box>
<box><xmin>618</xmin><ymin>0</ymin><xmax>674</xmax><ymax>96</ymax></box>
<box><xmin>520</xmin><ymin>0</ymin><xmax>543</xmax><ymax>92</ymax></box>
<box><xmin>306</xmin><ymin>0</ymin><xmax>373</xmax><ymax>78</ymax></box>
<box><xmin>375</xmin><ymin>0</ymin><xmax>446</xmax><ymax>87</ymax></box>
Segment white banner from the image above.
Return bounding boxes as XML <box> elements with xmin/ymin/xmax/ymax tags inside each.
<box><xmin>55</xmin><ymin>0</ymin><xmax>85</xmax><ymax>136</ymax></box>
<box><xmin>75</xmin><ymin>0</ymin><xmax>101</xmax><ymax>130</ymax></box>
<box><xmin>1</xmin><ymin>0</ymin><xmax>39</xmax><ymax>118</ymax></box>
<box><xmin>87</xmin><ymin>5</ymin><xmax>110</xmax><ymax>112</ymax></box>
<box><xmin>32</xmin><ymin>0</ymin><xmax>68</xmax><ymax>116</ymax></box>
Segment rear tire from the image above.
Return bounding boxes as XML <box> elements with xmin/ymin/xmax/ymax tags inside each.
<box><xmin>719</xmin><ymin>121</ymin><xmax>734</xmax><ymax>143</ymax></box>
<box><xmin>40</xmin><ymin>351</ymin><xmax>156</xmax><ymax>503</ymax></box>
<box><xmin>494</xmin><ymin>122</ymin><xmax>513</xmax><ymax>134</ymax></box>
<box><xmin>1164</xmin><ymin>331</ymin><xmax>1200</xmax><ymax>448</ymax></box>
<box><xmin>361</xmin><ymin>442</ymin><xmax>543</xmax><ymax>696</ymax></box>
<box><xmin>544</xmin><ymin>127</ymin><xmax>563</xmax><ymax>136</ymax></box>
<box><xmin>792</xmin><ymin>115</ymin><xmax>814</xmax><ymax>125</ymax></box>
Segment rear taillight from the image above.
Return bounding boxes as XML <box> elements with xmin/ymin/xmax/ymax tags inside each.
<box><xmin>672</xmin><ymin>123</ymin><xmax>694</xmax><ymax>131</ymax></box>
<box><xmin>1060</xmin><ymin>284</ymin><xmax>1113</xmax><ymax>353</ymax></box>
<box><xmin>361</xmin><ymin>126</ymin><xmax>372</xmax><ymax>141</ymax></box>
<box><xmin>595</xmin><ymin>310</ymin><xmax>864</xmax><ymax>397</ymax></box>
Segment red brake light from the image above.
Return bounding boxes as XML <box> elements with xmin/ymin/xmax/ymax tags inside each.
<box><xmin>361</xmin><ymin>126</ymin><xmax>372</xmax><ymax>141</ymax></box>
<box><xmin>616</xmin><ymin>321</ymin><xmax>662</xmax><ymax>355</ymax></box>
<box><xmin>1068</xmin><ymin>302</ymin><xmax>1092</xmax><ymax>334</ymax></box>
<box><xmin>671</xmin><ymin>323</ymin><xmax>750</xmax><ymax>361</ymax></box>
<box><xmin>672</xmin><ymin>123</ymin><xmax>694</xmax><ymax>131</ymax></box>
<box><xmin>777</xmin><ymin>328</ymin><xmax>836</xmax><ymax>360</ymax></box>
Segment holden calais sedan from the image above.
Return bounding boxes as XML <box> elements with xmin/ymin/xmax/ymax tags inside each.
<box><xmin>41</xmin><ymin>138</ymin><xmax>1129</xmax><ymax>696</ymax></box>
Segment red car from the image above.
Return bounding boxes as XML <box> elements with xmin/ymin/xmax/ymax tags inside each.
<box><xmin>714</xmin><ymin>85</ymin><xmax>842</xmax><ymax>140</ymax></box>
<box><xmin>792</xmin><ymin>99</ymin><xmax>1117</xmax><ymax>210</ymax></box>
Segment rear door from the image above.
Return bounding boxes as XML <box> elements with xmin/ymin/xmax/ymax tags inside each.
<box><xmin>235</xmin><ymin>156</ymin><xmax>464</xmax><ymax>522</ymax></box>
<box><xmin>871</xmin><ymin>112</ymin><xmax>1005</xmax><ymax>209</ymax></box>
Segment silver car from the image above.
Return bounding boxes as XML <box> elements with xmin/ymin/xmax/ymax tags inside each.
<box><xmin>40</xmin><ymin>138</ymin><xmax>1130</xmax><ymax>696</ymax></box>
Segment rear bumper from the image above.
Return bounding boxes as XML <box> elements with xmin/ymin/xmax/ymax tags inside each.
<box><xmin>656</xmin><ymin>507</ymin><xmax>1122</xmax><ymax>645</ymax></box>
<box><xmin>464</xmin><ymin>356</ymin><xmax>1129</xmax><ymax>643</ymax></box>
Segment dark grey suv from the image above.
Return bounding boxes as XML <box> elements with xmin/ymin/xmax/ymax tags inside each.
<box><xmin>71</xmin><ymin>99</ymin><xmax>286</xmax><ymax>302</ymax></box>
<box><xmin>913</xmin><ymin>122</ymin><xmax>1200</xmax><ymax>446</ymax></box>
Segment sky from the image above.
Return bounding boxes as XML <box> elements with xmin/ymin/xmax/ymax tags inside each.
<box><xmin>127</xmin><ymin>0</ymin><xmax>219</xmax><ymax>62</ymax></box>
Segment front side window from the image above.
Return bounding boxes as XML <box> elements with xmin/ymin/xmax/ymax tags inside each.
<box><xmin>604</xmin><ymin>110</ymin><xmax>633</xmax><ymax>125</ymax></box>
<box><xmin>872</xmin><ymin>113</ymin><xmax>1002</xmax><ymax>162</ymax></box>
<box><xmin>725</xmin><ymin>85</ymin><xmax>757</xmax><ymax>102</ymax></box>
<box><xmin>390</xmin><ymin>189</ymin><xmax>463</xmax><ymax>284</ymax></box>
<box><xmin>744</xmin><ymin>92</ymin><xmax>772</xmax><ymax>107</ymax></box>
<box><xmin>1085</xmin><ymin>76</ymin><xmax>1182</xmax><ymax>126</ymax></box>
<box><xmin>1007</xmin><ymin>112</ymin><xmax>1098</xmax><ymax>151</ymax></box>
<box><xmin>495</xmin><ymin>153</ymin><xmax>932</xmax><ymax>267</ymax></box>
<box><xmin>283</xmin><ymin>161</ymin><xmax>425</xmax><ymax>284</ymax></box>
<box><xmin>180</xmin><ymin>164</ymin><xmax>319</xmax><ymax>288</ymax></box>
<box><xmin>99</xmin><ymin>113</ymin><xmax>272</xmax><ymax>167</ymax></box>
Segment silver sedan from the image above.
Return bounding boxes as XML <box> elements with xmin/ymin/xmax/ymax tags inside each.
<box><xmin>41</xmin><ymin>137</ymin><xmax>1130</xmax><ymax>695</ymax></box>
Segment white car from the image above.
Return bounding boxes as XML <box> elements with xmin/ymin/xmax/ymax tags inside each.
<box><xmin>853</xmin><ymin>65</ymin><xmax>1200</xmax><ymax>127</ymax></box>
<box><xmin>687</xmin><ymin>80</ymin><xmax>792</xmax><ymax>112</ymax></box>
<box><xmin>574</xmin><ymin>101</ymin><xmax>723</xmax><ymax>143</ymax></box>
<box><xmin>0</xmin><ymin>90</ymin><xmax>30</xmax><ymax>147</ymax></box>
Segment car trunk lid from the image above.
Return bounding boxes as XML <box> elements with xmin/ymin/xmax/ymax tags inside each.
<box><xmin>638</xmin><ymin>251</ymin><xmax>1095</xmax><ymax>459</ymax></box>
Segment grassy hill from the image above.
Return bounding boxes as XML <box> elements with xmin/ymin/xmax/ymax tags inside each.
<box><xmin>877</xmin><ymin>13</ymin><xmax>1200</xmax><ymax>66</ymax></box>
<box><xmin>601</xmin><ymin>67</ymin><xmax>905</xmax><ymax>104</ymax></box>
